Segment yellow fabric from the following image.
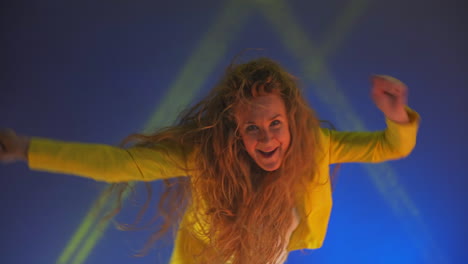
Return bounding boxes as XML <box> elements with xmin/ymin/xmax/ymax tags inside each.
<box><xmin>29</xmin><ymin>140</ymin><xmax>190</xmax><ymax>182</ymax></box>
<box><xmin>28</xmin><ymin>108</ymin><xmax>420</xmax><ymax>263</ymax></box>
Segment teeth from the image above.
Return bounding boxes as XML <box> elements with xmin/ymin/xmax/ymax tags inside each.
<box><xmin>258</xmin><ymin>148</ymin><xmax>277</xmax><ymax>157</ymax></box>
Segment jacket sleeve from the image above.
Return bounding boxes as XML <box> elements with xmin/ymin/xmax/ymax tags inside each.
<box><xmin>325</xmin><ymin>107</ymin><xmax>420</xmax><ymax>164</ymax></box>
<box><xmin>28</xmin><ymin>138</ymin><xmax>192</xmax><ymax>183</ymax></box>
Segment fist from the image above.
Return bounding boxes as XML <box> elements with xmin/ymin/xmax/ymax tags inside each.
<box><xmin>0</xmin><ymin>129</ymin><xmax>29</xmax><ymax>163</ymax></box>
<box><xmin>371</xmin><ymin>75</ymin><xmax>409</xmax><ymax>123</ymax></box>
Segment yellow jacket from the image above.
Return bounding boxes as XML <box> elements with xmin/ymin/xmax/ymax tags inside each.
<box><xmin>28</xmin><ymin>108</ymin><xmax>419</xmax><ymax>263</ymax></box>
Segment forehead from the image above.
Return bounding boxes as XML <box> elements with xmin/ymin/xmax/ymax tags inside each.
<box><xmin>235</xmin><ymin>94</ymin><xmax>287</xmax><ymax>122</ymax></box>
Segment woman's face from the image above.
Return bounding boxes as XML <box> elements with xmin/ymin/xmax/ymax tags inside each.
<box><xmin>236</xmin><ymin>93</ymin><xmax>291</xmax><ymax>171</ymax></box>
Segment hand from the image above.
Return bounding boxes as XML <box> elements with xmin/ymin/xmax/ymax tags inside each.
<box><xmin>0</xmin><ymin>129</ymin><xmax>30</xmax><ymax>163</ymax></box>
<box><xmin>371</xmin><ymin>75</ymin><xmax>409</xmax><ymax>123</ymax></box>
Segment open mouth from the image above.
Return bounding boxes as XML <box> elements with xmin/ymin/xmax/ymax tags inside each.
<box><xmin>257</xmin><ymin>148</ymin><xmax>278</xmax><ymax>158</ymax></box>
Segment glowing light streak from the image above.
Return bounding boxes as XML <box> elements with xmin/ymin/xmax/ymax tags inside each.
<box><xmin>57</xmin><ymin>0</ymin><xmax>446</xmax><ymax>263</ymax></box>
<box><xmin>56</xmin><ymin>0</ymin><xmax>253</xmax><ymax>263</ymax></box>
<box><xmin>258</xmin><ymin>0</ymin><xmax>446</xmax><ymax>263</ymax></box>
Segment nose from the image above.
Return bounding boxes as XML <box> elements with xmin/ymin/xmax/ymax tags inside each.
<box><xmin>259</xmin><ymin>129</ymin><xmax>273</xmax><ymax>143</ymax></box>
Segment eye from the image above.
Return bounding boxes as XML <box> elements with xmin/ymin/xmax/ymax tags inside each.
<box><xmin>246</xmin><ymin>125</ymin><xmax>259</xmax><ymax>132</ymax></box>
<box><xmin>270</xmin><ymin>120</ymin><xmax>281</xmax><ymax>126</ymax></box>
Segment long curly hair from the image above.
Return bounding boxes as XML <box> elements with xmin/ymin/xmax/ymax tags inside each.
<box><xmin>110</xmin><ymin>57</ymin><xmax>320</xmax><ymax>264</ymax></box>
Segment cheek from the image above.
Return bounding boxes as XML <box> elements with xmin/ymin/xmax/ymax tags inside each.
<box><xmin>242</xmin><ymin>135</ymin><xmax>257</xmax><ymax>154</ymax></box>
<box><xmin>279</xmin><ymin>128</ymin><xmax>291</xmax><ymax>149</ymax></box>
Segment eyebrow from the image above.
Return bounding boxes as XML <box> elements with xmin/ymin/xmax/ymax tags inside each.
<box><xmin>245</xmin><ymin>114</ymin><xmax>282</xmax><ymax>124</ymax></box>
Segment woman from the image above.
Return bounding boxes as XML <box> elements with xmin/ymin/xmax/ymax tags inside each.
<box><xmin>0</xmin><ymin>58</ymin><xmax>419</xmax><ymax>263</ymax></box>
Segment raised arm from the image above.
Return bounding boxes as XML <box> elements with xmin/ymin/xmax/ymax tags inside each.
<box><xmin>325</xmin><ymin>75</ymin><xmax>420</xmax><ymax>164</ymax></box>
<box><xmin>326</xmin><ymin>108</ymin><xmax>420</xmax><ymax>164</ymax></box>
<box><xmin>0</xmin><ymin>130</ymin><xmax>192</xmax><ymax>183</ymax></box>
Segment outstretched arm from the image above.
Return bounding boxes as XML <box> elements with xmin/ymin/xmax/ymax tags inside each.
<box><xmin>0</xmin><ymin>130</ymin><xmax>191</xmax><ymax>182</ymax></box>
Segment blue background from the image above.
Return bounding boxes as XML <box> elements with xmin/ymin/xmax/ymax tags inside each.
<box><xmin>1</xmin><ymin>0</ymin><xmax>466</xmax><ymax>263</ymax></box>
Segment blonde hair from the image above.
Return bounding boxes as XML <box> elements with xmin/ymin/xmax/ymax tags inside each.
<box><xmin>110</xmin><ymin>57</ymin><xmax>320</xmax><ymax>263</ymax></box>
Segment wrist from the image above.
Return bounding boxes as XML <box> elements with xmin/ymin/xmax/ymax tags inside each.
<box><xmin>386</xmin><ymin>109</ymin><xmax>409</xmax><ymax>124</ymax></box>
<box><xmin>19</xmin><ymin>136</ymin><xmax>30</xmax><ymax>162</ymax></box>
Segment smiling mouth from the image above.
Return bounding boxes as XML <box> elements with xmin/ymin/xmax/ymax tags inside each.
<box><xmin>257</xmin><ymin>148</ymin><xmax>278</xmax><ymax>158</ymax></box>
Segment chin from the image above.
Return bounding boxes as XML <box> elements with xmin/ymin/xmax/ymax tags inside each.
<box><xmin>258</xmin><ymin>162</ymin><xmax>281</xmax><ymax>172</ymax></box>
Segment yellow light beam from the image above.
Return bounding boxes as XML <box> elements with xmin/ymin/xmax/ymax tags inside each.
<box><xmin>258</xmin><ymin>0</ymin><xmax>447</xmax><ymax>263</ymax></box>
<box><xmin>143</xmin><ymin>0</ymin><xmax>255</xmax><ymax>133</ymax></box>
<box><xmin>56</xmin><ymin>189</ymin><xmax>112</xmax><ymax>264</ymax></box>
<box><xmin>70</xmin><ymin>186</ymin><xmax>133</xmax><ymax>264</ymax></box>
<box><xmin>58</xmin><ymin>0</ymin><xmax>447</xmax><ymax>263</ymax></box>
<box><xmin>58</xmin><ymin>0</ymin><xmax>362</xmax><ymax>262</ymax></box>
<box><xmin>56</xmin><ymin>0</ymin><xmax>255</xmax><ymax>263</ymax></box>
<box><xmin>319</xmin><ymin>0</ymin><xmax>371</xmax><ymax>57</ymax></box>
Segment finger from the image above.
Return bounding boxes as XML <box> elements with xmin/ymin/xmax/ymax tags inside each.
<box><xmin>371</xmin><ymin>76</ymin><xmax>385</xmax><ymax>93</ymax></box>
<box><xmin>373</xmin><ymin>74</ymin><xmax>404</xmax><ymax>84</ymax></box>
<box><xmin>393</xmin><ymin>81</ymin><xmax>407</xmax><ymax>95</ymax></box>
<box><xmin>371</xmin><ymin>75</ymin><xmax>386</xmax><ymax>86</ymax></box>
<box><xmin>388</xmin><ymin>85</ymin><xmax>407</xmax><ymax>101</ymax></box>
<box><xmin>0</xmin><ymin>131</ymin><xmax>7</xmax><ymax>154</ymax></box>
<box><xmin>395</xmin><ymin>87</ymin><xmax>408</xmax><ymax>105</ymax></box>
<box><xmin>373</xmin><ymin>75</ymin><xmax>406</xmax><ymax>93</ymax></box>
<box><xmin>384</xmin><ymin>85</ymin><xmax>400</xmax><ymax>97</ymax></box>
<box><xmin>371</xmin><ymin>74</ymin><xmax>394</xmax><ymax>86</ymax></box>
<box><xmin>0</xmin><ymin>143</ymin><xmax>5</xmax><ymax>161</ymax></box>
<box><xmin>371</xmin><ymin>75</ymin><xmax>394</xmax><ymax>92</ymax></box>
<box><xmin>375</xmin><ymin>77</ymin><xmax>405</xmax><ymax>96</ymax></box>
<box><xmin>372</xmin><ymin>80</ymin><xmax>394</xmax><ymax>97</ymax></box>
